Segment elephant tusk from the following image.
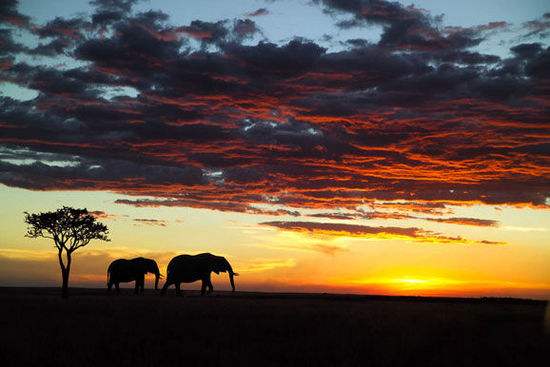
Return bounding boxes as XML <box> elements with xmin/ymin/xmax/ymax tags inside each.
<box><xmin>233</xmin><ymin>272</ymin><xmax>239</xmax><ymax>276</ymax></box>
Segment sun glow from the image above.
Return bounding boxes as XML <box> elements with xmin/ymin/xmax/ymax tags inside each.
<box><xmin>392</xmin><ymin>277</ymin><xmax>464</xmax><ymax>290</ymax></box>
<box><xmin>351</xmin><ymin>276</ymin><xmax>465</xmax><ymax>292</ymax></box>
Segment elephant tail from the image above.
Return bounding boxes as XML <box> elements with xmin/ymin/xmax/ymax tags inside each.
<box><xmin>166</xmin><ymin>260</ymin><xmax>175</xmax><ymax>278</ymax></box>
<box><xmin>106</xmin><ymin>264</ymin><xmax>112</xmax><ymax>286</ymax></box>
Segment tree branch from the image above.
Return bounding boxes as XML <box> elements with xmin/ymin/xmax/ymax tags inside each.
<box><xmin>57</xmin><ymin>248</ymin><xmax>66</xmax><ymax>272</ymax></box>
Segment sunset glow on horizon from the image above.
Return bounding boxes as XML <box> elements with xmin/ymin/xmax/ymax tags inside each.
<box><xmin>1</xmin><ymin>0</ymin><xmax>549</xmax><ymax>299</ymax></box>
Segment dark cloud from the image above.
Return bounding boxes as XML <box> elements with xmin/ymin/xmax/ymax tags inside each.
<box><xmin>309</xmin><ymin>212</ymin><xmax>358</xmax><ymax>220</ymax></box>
<box><xmin>246</xmin><ymin>8</ymin><xmax>270</xmax><ymax>17</ymax></box>
<box><xmin>91</xmin><ymin>9</ymin><xmax>124</xmax><ymax>25</ymax></box>
<box><xmin>433</xmin><ymin>50</ymin><xmax>500</xmax><ymax>65</ymax></box>
<box><xmin>90</xmin><ymin>0</ymin><xmax>141</xmax><ymax>13</ymax></box>
<box><xmin>224</xmin><ymin>39</ymin><xmax>326</xmax><ymax>77</ymax></box>
<box><xmin>0</xmin><ymin>29</ymin><xmax>27</xmax><ymax>56</ymax></box>
<box><xmin>511</xmin><ymin>43</ymin><xmax>543</xmax><ymax>59</ymax></box>
<box><xmin>316</xmin><ymin>0</ymin><xmax>511</xmax><ymax>58</ymax></box>
<box><xmin>133</xmin><ymin>218</ymin><xmax>167</xmax><ymax>226</ymax></box>
<box><xmin>115</xmin><ymin>198</ymin><xmax>300</xmax><ymax>217</ymax></box>
<box><xmin>36</xmin><ymin>17</ymin><xmax>89</xmax><ymax>40</ymax></box>
<box><xmin>0</xmin><ymin>155</ymin><xmax>205</xmax><ymax>191</ymax></box>
<box><xmin>521</xmin><ymin>13</ymin><xmax>550</xmax><ymax>39</ymax></box>
<box><xmin>422</xmin><ymin>217</ymin><xmax>499</xmax><ymax>227</ymax></box>
<box><xmin>0</xmin><ymin>0</ymin><xmax>548</xmax><ymax>228</ymax></box>
<box><xmin>233</xmin><ymin>19</ymin><xmax>259</xmax><ymax>39</ymax></box>
<box><xmin>28</xmin><ymin>38</ymin><xmax>72</xmax><ymax>56</ymax></box>
<box><xmin>176</xmin><ymin>20</ymin><xmax>229</xmax><ymax>43</ymax></box>
<box><xmin>524</xmin><ymin>45</ymin><xmax>550</xmax><ymax>79</ymax></box>
<box><xmin>0</xmin><ymin>0</ymin><xmax>31</xmax><ymax>28</ymax></box>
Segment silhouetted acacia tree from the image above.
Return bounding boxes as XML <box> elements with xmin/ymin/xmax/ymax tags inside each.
<box><xmin>24</xmin><ymin>206</ymin><xmax>110</xmax><ymax>298</ymax></box>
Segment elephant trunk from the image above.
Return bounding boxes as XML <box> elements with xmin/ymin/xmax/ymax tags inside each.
<box><xmin>149</xmin><ymin>261</ymin><xmax>161</xmax><ymax>291</ymax></box>
<box><xmin>229</xmin><ymin>271</ymin><xmax>235</xmax><ymax>292</ymax></box>
<box><xmin>154</xmin><ymin>272</ymin><xmax>160</xmax><ymax>291</ymax></box>
<box><xmin>225</xmin><ymin>262</ymin><xmax>238</xmax><ymax>292</ymax></box>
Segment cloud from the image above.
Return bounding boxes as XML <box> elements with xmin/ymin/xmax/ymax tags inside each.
<box><xmin>232</xmin><ymin>19</ymin><xmax>259</xmax><ymax>39</ymax></box>
<box><xmin>90</xmin><ymin>0</ymin><xmax>141</xmax><ymax>13</ymax></box>
<box><xmin>521</xmin><ymin>13</ymin><xmax>550</xmax><ymax>39</ymax></box>
<box><xmin>238</xmin><ymin>258</ymin><xmax>296</xmax><ymax>272</ymax></box>
<box><xmin>309</xmin><ymin>212</ymin><xmax>358</xmax><ymax>220</ymax></box>
<box><xmin>423</xmin><ymin>217</ymin><xmax>498</xmax><ymax>227</ymax></box>
<box><xmin>176</xmin><ymin>20</ymin><xmax>229</xmax><ymax>42</ymax></box>
<box><xmin>316</xmin><ymin>0</ymin><xmax>486</xmax><ymax>51</ymax></box>
<box><xmin>116</xmin><ymin>198</ymin><xmax>300</xmax><ymax>216</ymax></box>
<box><xmin>36</xmin><ymin>17</ymin><xmax>88</xmax><ymax>40</ymax></box>
<box><xmin>308</xmin><ymin>243</ymin><xmax>348</xmax><ymax>255</ymax></box>
<box><xmin>0</xmin><ymin>0</ymin><xmax>31</xmax><ymax>28</ymax></box>
<box><xmin>0</xmin><ymin>254</ymin><xmax>59</xmax><ymax>285</ymax></box>
<box><xmin>261</xmin><ymin>221</ymin><xmax>505</xmax><ymax>245</ymax></box>
<box><xmin>133</xmin><ymin>218</ymin><xmax>167</xmax><ymax>226</ymax></box>
<box><xmin>246</xmin><ymin>8</ymin><xmax>270</xmax><ymax>17</ymax></box>
<box><xmin>307</xmin><ymin>209</ymin><xmax>498</xmax><ymax>227</ymax></box>
<box><xmin>0</xmin><ymin>0</ymin><xmax>548</xmax><ymax>225</ymax></box>
<box><xmin>362</xmin><ymin>202</ymin><xmax>451</xmax><ymax>214</ymax></box>
<box><xmin>172</xmin><ymin>18</ymin><xmax>259</xmax><ymax>45</ymax></box>
<box><xmin>89</xmin><ymin>210</ymin><xmax>118</xmax><ymax>220</ymax></box>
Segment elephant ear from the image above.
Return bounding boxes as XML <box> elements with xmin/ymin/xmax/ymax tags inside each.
<box><xmin>213</xmin><ymin>257</ymin><xmax>227</xmax><ymax>274</ymax></box>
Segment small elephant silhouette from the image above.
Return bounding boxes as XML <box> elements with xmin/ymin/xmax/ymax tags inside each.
<box><xmin>107</xmin><ymin>257</ymin><xmax>161</xmax><ymax>294</ymax></box>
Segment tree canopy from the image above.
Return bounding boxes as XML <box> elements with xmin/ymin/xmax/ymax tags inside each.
<box><xmin>25</xmin><ymin>206</ymin><xmax>110</xmax><ymax>253</ymax></box>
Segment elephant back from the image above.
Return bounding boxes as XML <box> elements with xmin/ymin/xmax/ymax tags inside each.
<box><xmin>108</xmin><ymin>258</ymin><xmax>128</xmax><ymax>273</ymax></box>
<box><xmin>108</xmin><ymin>258</ymin><xmax>140</xmax><ymax>282</ymax></box>
<box><xmin>166</xmin><ymin>255</ymin><xmax>192</xmax><ymax>274</ymax></box>
<box><xmin>166</xmin><ymin>254</ymin><xmax>209</xmax><ymax>282</ymax></box>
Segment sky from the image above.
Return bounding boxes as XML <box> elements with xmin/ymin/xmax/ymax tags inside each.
<box><xmin>0</xmin><ymin>0</ymin><xmax>549</xmax><ymax>299</ymax></box>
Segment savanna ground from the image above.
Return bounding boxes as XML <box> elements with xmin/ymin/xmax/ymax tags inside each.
<box><xmin>0</xmin><ymin>287</ymin><xmax>548</xmax><ymax>367</ymax></box>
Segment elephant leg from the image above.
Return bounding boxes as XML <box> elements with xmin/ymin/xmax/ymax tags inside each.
<box><xmin>207</xmin><ymin>279</ymin><xmax>214</xmax><ymax>294</ymax></box>
<box><xmin>160</xmin><ymin>280</ymin><xmax>171</xmax><ymax>295</ymax></box>
<box><xmin>137</xmin><ymin>275</ymin><xmax>145</xmax><ymax>294</ymax></box>
<box><xmin>107</xmin><ymin>281</ymin><xmax>113</xmax><ymax>293</ymax></box>
<box><xmin>175</xmin><ymin>282</ymin><xmax>182</xmax><ymax>296</ymax></box>
<box><xmin>115</xmin><ymin>283</ymin><xmax>120</xmax><ymax>294</ymax></box>
<box><xmin>204</xmin><ymin>274</ymin><xmax>213</xmax><ymax>294</ymax></box>
<box><xmin>134</xmin><ymin>281</ymin><xmax>139</xmax><ymax>295</ymax></box>
<box><xmin>201</xmin><ymin>280</ymin><xmax>207</xmax><ymax>296</ymax></box>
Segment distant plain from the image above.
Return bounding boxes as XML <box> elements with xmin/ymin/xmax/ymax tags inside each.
<box><xmin>0</xmin><ymin>288</ymin><xmax>548</xmax><ymax>367</ymax></box>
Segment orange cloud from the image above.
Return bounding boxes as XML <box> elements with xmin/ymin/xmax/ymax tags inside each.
<box><xmin>261</xmin><ymin>221</ymin><xmax>505</xmax><ymax>245</ymax></box>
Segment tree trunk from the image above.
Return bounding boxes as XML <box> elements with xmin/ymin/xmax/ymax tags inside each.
<box><xmin>59</xmin><ymin>251</ymin><xmax>72</xmax><ymax>299</ymax></box>
<box><xmin>61</xmin><ymin>268</ymin><xmax>69</xmax><ymax>299</ymax></box>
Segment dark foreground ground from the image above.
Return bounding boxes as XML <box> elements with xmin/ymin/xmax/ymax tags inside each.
<box><xmin>0</xmin><ymin>288</ymin><xmax>548</xmax><ymax>367</ymax></box>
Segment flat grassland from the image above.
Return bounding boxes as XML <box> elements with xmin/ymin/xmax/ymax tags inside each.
<box><xmin>0</xmin><ymin>288</ymin><xmax>548</xmax><ymax>366</ymax></box>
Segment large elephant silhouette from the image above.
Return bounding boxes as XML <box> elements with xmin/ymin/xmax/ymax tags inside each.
<box><xmin>161</xmin><ymin>253</ymin><xmax>238</xmax><ymax>295</ymax></box>
<box><xmin>107</xmin><ymin>257</ymin><xmax>161</xmax><ymax>294</ymax></box>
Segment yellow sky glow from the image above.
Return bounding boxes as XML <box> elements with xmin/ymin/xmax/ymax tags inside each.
<box><xmin>1</xmin><ymin>185</ymin><xmax>549</xmax><ymax>299</ymax></box>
